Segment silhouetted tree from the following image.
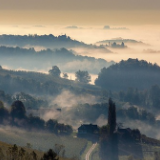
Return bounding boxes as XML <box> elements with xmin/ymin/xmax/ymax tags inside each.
<box><xmin>99</xmin><ymin>125</ymin><xmax>109</xmax><ymax>160</ymax></box>
<box><xmin>121</xmin><ymin>42</ymin><xmax>124</xmax><ymax>47</ymax></box>
<box><xmin>108</xmin><ymin>98</ymin><xmax>116</xmax><ymax>135</ymax></box>
<box><xmin>10</xmin><ymin>100</ymin><xmax>26</xmax><ymax>120</ymax></box>
<box><xmin>18</xmin><ymin>148</ymin><xmax>25</xmax><ymax>160</ymax></box>
<box><xmin>49</xmin><ymin>66</ymin><xmax>61</xmax><ymax>77</ymax></box>
<box><xmin>108</xmin><ymin>99</ymin><xmax>118</xmax><ymax>160</ymax></box>
<box><xmin>63</xmin><ymin>73</ymin><xmax>68</xmax><ymax>79</ymax></box>
<box><xmin>46</xmin><ymin>119</ymin><xmax>58</xmax><ymax>134</ymax></box>
<box><xmin>42</xmin><ymin>149</ymin><xmax>58</xmax><ymax>160</ymax></box>
<box><xmin>0</xmin><ymin>100</ymin><xmax>9</xmax><ymax>123</ymax></box>
<box><xmin>75</xmin><ymin>70</ymin><xmax>91</xmax><ymax>84</ymax></box>
<box><xmin>27</xmin><ymin>114</ymin><xmax>45</xmax><ymax>130</ymax></box>
<box><xmin>30</xmin><ymin>151</ymin><xmax>37</xmax><ymax>160</ymax></box>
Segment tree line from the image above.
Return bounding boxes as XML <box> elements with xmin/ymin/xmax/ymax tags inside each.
<box><xmin>0</xmin><ymin>100</ymin><xmax>73</xmax><ymax>135</ymax></box>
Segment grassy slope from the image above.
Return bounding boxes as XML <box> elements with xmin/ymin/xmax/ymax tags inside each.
<box><xmin>0</xmin><ymin>140</ymin><xmax>74</xmax><ymax>160</ymax></box>
<box><xmin>0</xmin><ymin>140</ymin><xmax>44</xmax><ymax>160</ymax></box>
<box><xmin>0</xmin><ymin>127</ymin><xmax>88</xmax><ymax>158</ymax></box>
<box><xmin>0</xmin><ymin>68</ymin><xmax>101</xmax><ymax>95</ymax></box>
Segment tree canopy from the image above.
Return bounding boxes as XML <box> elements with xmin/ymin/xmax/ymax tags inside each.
<box><xmin>75</xmin><ymin>70</ymin><xmax>91</xmax><ymax>84</ymax></box>
<box><xmin>49</xmin><ymin>66</ymin><xmax>61</xmax><ymax>77</ymax></box>
<box><xmin>95</xmin><ymin>58</ymin><xmax>160</xmax><ymax>90</ymax></box>
<box><xmin>10</xmin><ymin>100</ymin><xmax>26</xmax><ymax>119</ymax></box>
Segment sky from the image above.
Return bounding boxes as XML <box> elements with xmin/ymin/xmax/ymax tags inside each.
<box><xmin>0</xmin><ymin>0</ymin><xmax>160</xmax><ymax>25</ymax></box>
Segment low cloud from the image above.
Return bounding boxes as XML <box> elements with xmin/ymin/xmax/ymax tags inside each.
<box><xmin>65</xmin><ymin>25</ymin><xmax>83</xmax><ymax>29</ymax></box>
<box><xmin>143</xmin><ymin>49</ymin><xmax>160</xmax><ymax>53</ymax></box>
<box><xmin>122</xmin><ymin>120</ymin><xmax>160</xmax><ymax>139</ymax></box>
<box><xmin>103</xmin><ymin>25</ymin><xmax>128</xmax><ymax>30</ymax></box>
<box><xmin>95</xmin><ymin>114</ymin><xmax>107</xmax><ymax>127</ymax></box>
<box><xmin>60</xmin><ymin>59</ymin><xmax>111</xmax><ymax>74</ymax></box>
<box><xmin>49</xmin><ymin>90</ymin><xmax>97</xmax><ymax>109</ymax></box>
<box><xmin>34</xmin><ymin>25</ymin><xmax>45</xmax><ymax>28</ymax></box>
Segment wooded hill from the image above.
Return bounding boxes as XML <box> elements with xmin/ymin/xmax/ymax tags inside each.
<box><xmin>0</xmin><ymin>66</ymin><xmax>101</xmax><ymax>96</ymax></box>
<box><xmin>95</xmin><ymin>58</ymin><xmax>160</xmax><ymax>90</ymax></box>
<box><xmin>0</xmin><ymin>46</ymin><xmax>113</xmax><ymax>74</ymax></box>
<box><xmin>0</xmin><ymin>34</ymin><xmax>110</xmax><ymax>52</ymax></box>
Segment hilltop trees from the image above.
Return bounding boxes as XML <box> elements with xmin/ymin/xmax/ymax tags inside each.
<box><xmin>10</xmin><ymin>100</ymin><xmax>26</xmax><ymax>120</ymax></box>
<box><xmin>75</xmin><ymin>70</ymin><xmax>91</xmax><ymax>84</ymax></box>
<box><xmin>0</xmin><ymin>100</ymin><xmax>73</xmax><ymax>135</ymax></box>
<box><xmin>49</xmin><ymin>66</ymin><xmax>61</xmax><ymax>77</ymax></box>
<box><xmin>95</xmin><ymin>58</ymin><xmax>160</xmax><ymax>90</ymax></box>
<box><xmin>63</xmin><ymin>73</ymin><xmax>68</xmax><ymax>79</ymax></box>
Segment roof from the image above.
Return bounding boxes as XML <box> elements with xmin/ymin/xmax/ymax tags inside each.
<box><xmin>78</xmin><ymin>124</ymin><xmax>99</xmax><ymax>131</ymax></box>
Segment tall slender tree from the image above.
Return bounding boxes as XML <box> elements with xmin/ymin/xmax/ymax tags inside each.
<box><xmin>108</xmin><ymin>98</ymin><xmax>116</xmax><ymax>135</ymax></box>
<box><xmin>108</xmin><ymin>98</ymin><xmax>118</xmax><ymax>160</ymax></box>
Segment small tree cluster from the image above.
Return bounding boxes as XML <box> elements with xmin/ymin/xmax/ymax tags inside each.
<box><xmin>49</xmin><ymin>66</ymin><xmax>61</xmax><ymax>77</ymax></box>
<box><xmin>0</xmin><ymin>100</ymin><xmax>73</xmax><ymax>135</ymax></box>
<box><xmin>75</xmin><ymin>70</ymin><xmax>91</xmax><ymax>84</ymax></box>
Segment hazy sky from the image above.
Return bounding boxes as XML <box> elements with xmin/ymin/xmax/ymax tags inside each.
<box><xmin>1</xmin><ymin>0</ymin><xmax>160</xmax><ymax>10</ymax></box>
<box><xmin>0</xmin><ymin>0</ymin><xmax>160</xmax><ymax>25</ymax></box>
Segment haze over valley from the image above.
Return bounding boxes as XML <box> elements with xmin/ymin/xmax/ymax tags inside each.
<box><xmin>0</xmin><ymin>0</ymin><xmax>160</xmax><ymax>160</ymax></box>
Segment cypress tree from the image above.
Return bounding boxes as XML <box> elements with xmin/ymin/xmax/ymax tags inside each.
<box><xmin>108</xmin><ymin>98</ymin><xmax>119</xmax><ymax>160</ymax></box>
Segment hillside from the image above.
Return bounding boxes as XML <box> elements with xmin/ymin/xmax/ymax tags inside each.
<box><xmin>0</xmin><ymin>141</ymin><xmax>44</xmax><ymax>160</ymax></box>
<box><xmin>0</xmin><ymin>140</ymin><xmax>76</xmax><ymax>160</ymax></box>
<box><xmin>0</xmin><ymin>128</ymin><xmax>88</xmax><ymax>159</ymax></box>
<box><xmin>0</xmin><ymin>46</ymin><xmax>114</xmax><ymax>74</ymax></box>
<box><xmin>0</xmin><ymin>34</ymin><xmax>86</xmax><ymax>48</ymax></box>
<box><xmin>95</xmin><ymin>58</ymin><xmax>160</xmax><ymax>90</ymax></box>
<box><xmin>0</xmin><ymin>34</ymin><xmax>111</xmax><ymax>52</ymax></box>
<box><xmin>0</xmin><ymin>67</ymin><xmax>101</xmax><ymax>96</ymax></box>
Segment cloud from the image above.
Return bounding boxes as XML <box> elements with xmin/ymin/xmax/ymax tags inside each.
<box><xmin>65</xmin><ymin>25</ymin><xmax>83</xmax><ymax>29</ymax></box>
<box><xmin>12</xmin><ymin>25</ymin><xmax>19</xmax><ymax>28</ymax></box>
<box><xmin>103</xmin><ymin>25</ymin><xmax>111</xmax><ymax>29</ymax></box>
<box><xmin>103</xmin><ymin>25</ymin><xmax>128</xmax><ymax>30</ymax></box>
<box><xmin>34</xmin><ymin>25</ymin><xmax>45</xmax><ymax>28</ymax></box>
<box><xmin>39</xmin><ymin>90</ymin><xmax>98</xmax><ymax>126</ymax></box>
<box><xmin>59</xmin><ymin>59</ymin><xmax>113</xmax><ymax>74</ymax></box>
<box><xmin>95</xmin><ymin>114</ymin><xmax>107</xmax><ymax>127</ymax></box>
<box><xmin>49</xmin><ymin>90</ymin><xmax>97</xmax><ymax>109</ymax></box>
<box><xmin>143</xmin><ymin>49</ymin><xmax>160</xmax><ymax>54</ymax></box>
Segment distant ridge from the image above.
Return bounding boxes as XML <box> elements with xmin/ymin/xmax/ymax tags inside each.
<box><xmin>0</xmin><ymin>46</ymin><xmax>114</xmax><ymax>74</ymax></box>
<box><xmin>97</xmin><ymin>37</ymin><xmax>143</xmax><ymax>44</ymax></box>
<box><xmin>0</xmin><ymin>34</ymin><xmax>111</xmax><ymax>52</ymax></box>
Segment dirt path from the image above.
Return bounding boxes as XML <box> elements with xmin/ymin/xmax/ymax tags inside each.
<box><xmin>85</xmin><ymin>143</ymin><xmax>97</xmax><ymax>160</ymax></box>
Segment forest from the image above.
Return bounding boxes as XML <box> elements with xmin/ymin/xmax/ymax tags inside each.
<box><xmin>95</xmin><ymin>58</ymin><xmax>160</xmax><ymax>90</ymax></box>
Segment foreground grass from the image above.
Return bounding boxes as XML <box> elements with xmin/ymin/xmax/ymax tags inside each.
<box><xmin>0</xmin><ymin>127</ymin><xmax>88</xmax><ymax>158</ymax></box>
<box><xmin>0</xmin><ymin>141</ymin><xmax>78</xmax><ymax>160</ymax></box>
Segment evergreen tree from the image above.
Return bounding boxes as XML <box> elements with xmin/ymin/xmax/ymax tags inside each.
<box><xmin>99</xmin><ymin>99</ymin><xmax>119</xmax><ymax>160</ymax></box>
<box><xmin>108</xmin><ymin>98</ymin><xmax>119</xmax><ymax>160</ymax></box>
<box><xmin>108</xmin><ymin>98</ymin><xmax>116</xmax><ymax>135</ymax></box>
